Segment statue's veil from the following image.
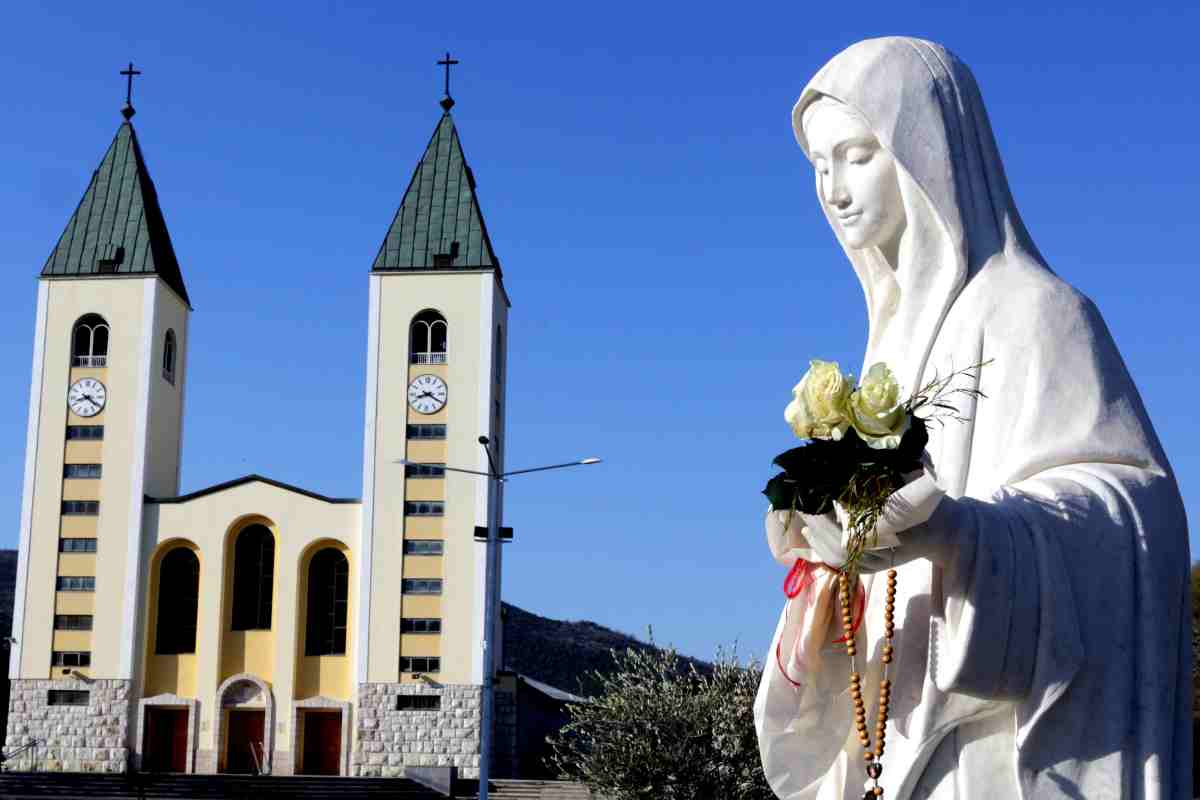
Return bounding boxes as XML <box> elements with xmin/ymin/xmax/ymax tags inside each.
<box><xmin>792</xmin><ymin>37</ymin><xmax>1047</xmax><ymax>394</ymax></box>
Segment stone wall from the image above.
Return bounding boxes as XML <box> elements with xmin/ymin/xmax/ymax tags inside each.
<box><xmin>354</xmin><ymin>682</ymin><xmax>514</xmax><ymax>779</ymax></box>
<box><xmin>4</xmin><ymin>678</ymin><xmax>131</xmax><ymax>772</ymax></box>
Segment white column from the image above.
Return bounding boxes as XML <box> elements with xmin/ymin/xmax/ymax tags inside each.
<box><xmin>356</xmin><ymin>274</ymin><xmax>382</xmax><ymax>683</ymax></box>
<box><xmin>118</xmin><ymin>278</ymin><xmax>158</xmax><ymax>678</ymax></box>
<box><xmin>10</xmin><ymin>280</ymin><xmax>50</xmax><ymax>678</ymax></box>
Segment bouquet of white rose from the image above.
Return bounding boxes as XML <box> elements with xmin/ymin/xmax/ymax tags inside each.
<box><xmin>763</xmin><ymin>359</ymin><xmax>986</xmax><ymax>573</ymax></box>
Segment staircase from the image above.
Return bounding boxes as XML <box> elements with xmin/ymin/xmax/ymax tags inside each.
<box><xmin>473</xmin><ymin>780</ymin><xmax>597</xmax><ymax>799</ymax></box>
<box><xmin>0</xmin><ymin>772</ymin><xmax>446</xmax><ymax>799</ymax></box>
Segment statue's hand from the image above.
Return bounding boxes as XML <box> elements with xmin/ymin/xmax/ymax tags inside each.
<box><xmin>764</xmin><ymin>507</ymin><xmax>811</xmax><ymax>565</ymax></box>
<box><xmin>857</xmin><ymin>472</ymin><xmax>956</xmax><ymax>573</ymax></box>
<box><xmin>765</xmin><ymin>506</ymin><xmax>851</xmax><ymax>567</ymax></box>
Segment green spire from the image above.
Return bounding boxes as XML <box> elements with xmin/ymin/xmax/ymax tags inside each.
<box><xmin>41</xmin><ymin>121</ymin><xmax>190</xmax><ymax>306</ymax></box>
<box><xmin>372</xmin><ymin>111</ymin><xmax>500</xmax><ymax>271</ymax></box>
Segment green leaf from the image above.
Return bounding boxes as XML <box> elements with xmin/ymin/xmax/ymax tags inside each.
<box><xmin>762</xmin><ymin>472</ymin><xmax>798</xmax><ymax>512</ymax></box>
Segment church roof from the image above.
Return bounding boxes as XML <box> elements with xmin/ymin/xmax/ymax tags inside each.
<box><xmin>372</xmin><ymin>110</ymin><xmax>501</xmax><ymax>272</ymax></box>
<box><xmin>41</xmin><ymin>120</ymin><xmax>191</xmax><ymax>307</ymax></box>
<box><xmin>145</xmin><ymin>474</ymin><xmax>359</xmax><ymax>505</ymax></box>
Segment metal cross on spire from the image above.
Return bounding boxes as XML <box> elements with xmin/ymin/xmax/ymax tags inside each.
<box><xmin>120</xmin><ymin>62</ymin><xmax>142</xmax><ymax>120</ymax></box>
<box><xmin>437</xmin><ymin>52</ymin><xmax>460</xmax><ymax>111</ymax></box>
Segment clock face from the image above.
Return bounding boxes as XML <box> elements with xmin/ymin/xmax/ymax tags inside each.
<box><xmin>68</xmin><ymin>378</ymin><xmax>107</xmax><ymax>418</ymax></box>
<box><xmin>408</xmin><ymin>374</ymin><xmax>448</xmax><ymax>414</ymax></box>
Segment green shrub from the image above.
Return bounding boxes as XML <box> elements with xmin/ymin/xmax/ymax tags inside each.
<box><xmin>548</xmin><ymin>642</ymin><xmax>774</xmax><ymax>800</ymax></box>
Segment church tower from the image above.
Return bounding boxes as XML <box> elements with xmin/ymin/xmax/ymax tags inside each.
<box><xmin>355</xmin><ymin>91</ymin><xmax>510</xmax><ymax>776</ymax></box>
<box><xmin>7</xmin><ymin>94</ymin><xmax>191</xmax><ymax>770</ymax></box>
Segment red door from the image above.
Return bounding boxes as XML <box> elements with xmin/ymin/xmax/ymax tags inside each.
<box><xmin>301</xmin><ymin>711</ymin><xmax>342</xmax><ymax>775</ymax></box>
<box><xmin>144</xmin><ymin>708</ymin><xmax>188</xmax><ymax>772</ymax></box>
<box><xmin>224</xmin><ymin>709</ymin><xmax>265</xmax><ymax>774</ymax></box>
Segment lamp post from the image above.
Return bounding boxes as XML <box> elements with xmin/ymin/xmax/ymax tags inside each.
<box><xmin>396</xmin><ymin>437</ymin><xmax>600</xmax><ymax>800</ymax></box>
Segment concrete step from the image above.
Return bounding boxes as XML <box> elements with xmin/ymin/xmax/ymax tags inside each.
<box><xmin>477</xmin><ymin>779</ymin><xmax>597</xmax><ymax>799</ymax></box>
<box><xmin>0</xmin><ymin>772</ymin><xmax>445</xmax><ymax>799</ymax></box>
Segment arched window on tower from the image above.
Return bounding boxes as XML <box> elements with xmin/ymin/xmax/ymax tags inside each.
<box><xmin>410</xmin><ymin>310</ymin><xmax>447</xmax><ymax>364</ymax></box>
<box><xmin>155</xmin><ymin>547</ymin><xmax>199</xmax><ymax>654</ymax></box>
<box><xmin>304</xmin><ymin>548</ymin><xmax>349</xmax><ymax>656</ymax></box>
<box><xmin>72</xmin><ymin>314</ymin><xmax>110</xmax><ymax>368</ymax></box>
<box><xmin>162</xmin><ymin>330</ymin><xmax>176</xmax><ymax>384</ymax></box>
<box><xmin>231</xmin><ymin>525</ymin><xmax>275</xmax><ymax>630</ymax></box>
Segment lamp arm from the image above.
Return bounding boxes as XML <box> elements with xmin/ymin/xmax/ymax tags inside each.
<box><xmin>503</xmin><ymin>461</ymin><xmax>599</xmax><ymax>477</ymax></box>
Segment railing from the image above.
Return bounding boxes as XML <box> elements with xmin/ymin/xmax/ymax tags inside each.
<box><xmin>72</xmin><ymin>355</ymin><xmax>107</xmax><ymax>368</ymax></box>
<box><xmin>249</xmin><ymin>741</ymin><xmax>264</xmax><ymax>775</ymax></box>
<box><xmin>411</xmin><ymin>352</ymin><xmax>447</xmax><ymax>364</ymax></box>
<box><xmin>0</xmin><ymin>738</ymin><xmax>42</xmax><ymax>771</ymax></box>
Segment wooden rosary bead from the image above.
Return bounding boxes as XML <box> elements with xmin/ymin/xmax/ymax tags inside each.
<box><xmin>841</xmin><ymin>569</ymin><xmax>897</xmax><ymax>795</ymax></box>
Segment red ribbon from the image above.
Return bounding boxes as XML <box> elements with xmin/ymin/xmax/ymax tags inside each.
<box><xmin>775</xmin><ymin>559</ymin><xmax>866</xmax><ymax>687</ymax></box>
<box><xmin>783</xmin><ymin>557</ymin><xmax>819</xmax><ymax>598</ymax></box>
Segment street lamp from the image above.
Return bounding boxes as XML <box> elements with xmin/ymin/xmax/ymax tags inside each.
<box><xmin>395</xmin><ymin>436</ymin><xmax>601</xmax><ymax>800</ymax></box>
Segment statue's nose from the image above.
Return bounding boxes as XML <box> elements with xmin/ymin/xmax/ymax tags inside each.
<box><xmin>824</xmin><ymin>169</ymin><xmax>851</xmax><ymax>208</ymax></box>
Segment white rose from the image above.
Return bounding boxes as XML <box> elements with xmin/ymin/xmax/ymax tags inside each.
<box><xmin>848</xmin><ymin>362</ymin><xmax>910</xmax><ymax>449</ymax></box>
<box><xmin>785</xmin><ymin>360</ymin><xmax>852</xmax><ymax>441</ymax></box>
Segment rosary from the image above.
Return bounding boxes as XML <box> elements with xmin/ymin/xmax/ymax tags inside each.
<box><xmin>839</xmin><ymin>567</ymin><xmax>897</xmax><ymax>799</ymax></box>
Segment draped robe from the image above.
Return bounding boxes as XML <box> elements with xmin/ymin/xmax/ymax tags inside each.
<box><xmin>754</xmin><ymin>37</ymin><xmax>1191</xmax><ymax>800</ymax></box>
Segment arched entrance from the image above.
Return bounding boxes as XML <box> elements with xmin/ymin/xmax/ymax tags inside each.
<box><xmin>215</xmin><ymin>673</ymin><xmax>275</xmax><ymax>774</ymax></box>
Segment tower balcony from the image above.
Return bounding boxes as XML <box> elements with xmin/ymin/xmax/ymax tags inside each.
<box><xmin>410</xmin><ymin>351</ymin><xmax>447</xmax><ymax>365</ymax></box>
<box><xmin>72</xmin><ymin>355</ymin><xmax>107</xmax><ymax>368</ymax></box>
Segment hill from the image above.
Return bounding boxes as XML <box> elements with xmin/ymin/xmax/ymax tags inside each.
<box><xmin>0</xmin><ymin>549</ymin><xmax>14</xmax><ymax>639</ymax></box>
<box><xmin>500</xmin><ymin>601</ymin><xmax>709</xmax><ymax>697</ymax></box>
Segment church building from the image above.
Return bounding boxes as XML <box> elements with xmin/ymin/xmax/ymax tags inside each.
<box><xmin>5</xmin><ymin>81</ymin><xmax>524</xmax><ymax>778</ymax></box>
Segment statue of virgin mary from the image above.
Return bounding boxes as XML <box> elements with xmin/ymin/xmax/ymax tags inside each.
<box><xmin>754</xmin><ymin>38</ymin><xmax>1191</xmax><ymax>799</ymax></box>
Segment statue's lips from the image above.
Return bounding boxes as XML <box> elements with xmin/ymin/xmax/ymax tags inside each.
<box><xmin>837</xmin><ymin>211</ymin><xmax>863</xmax><ymax>225</ymax></box>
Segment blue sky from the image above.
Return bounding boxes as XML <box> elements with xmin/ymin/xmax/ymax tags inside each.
<box><xmin>1</xmin><ymin>2</ymin><xmax>1196</xmax><ymax>663</ymax></box>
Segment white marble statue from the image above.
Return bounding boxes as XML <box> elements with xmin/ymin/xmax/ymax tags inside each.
<box><xmin>754</xmin><ymin>37</ymin><xmax>1191</xmax><ymax>799</ymax></box>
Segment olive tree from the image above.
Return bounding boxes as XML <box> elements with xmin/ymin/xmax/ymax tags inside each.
<box><xmin>548</xmin><ymin>643</ymin><xmax>774</xmax><ymax>800</ymax></box>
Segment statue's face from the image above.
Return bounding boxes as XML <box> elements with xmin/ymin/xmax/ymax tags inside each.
<box><xmin>804</xmin><ymin>101</ymin><xmax>906</xmax><ymax>253</ymax></box>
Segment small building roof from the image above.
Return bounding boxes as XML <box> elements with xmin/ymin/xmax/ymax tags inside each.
<box><xmin>372</xmin><ymin>110</ymin><xmax>501</xmax><ymax>273</ymax></box>
<box><xmin>517</xmin><ymin>673</ymin><xmax>586</xmax><ymax>704</ymax></box>
<box><xmin>41</xmin><ymin>121</ymin><xmax>190</xmax><ymax>306</ymax></box>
